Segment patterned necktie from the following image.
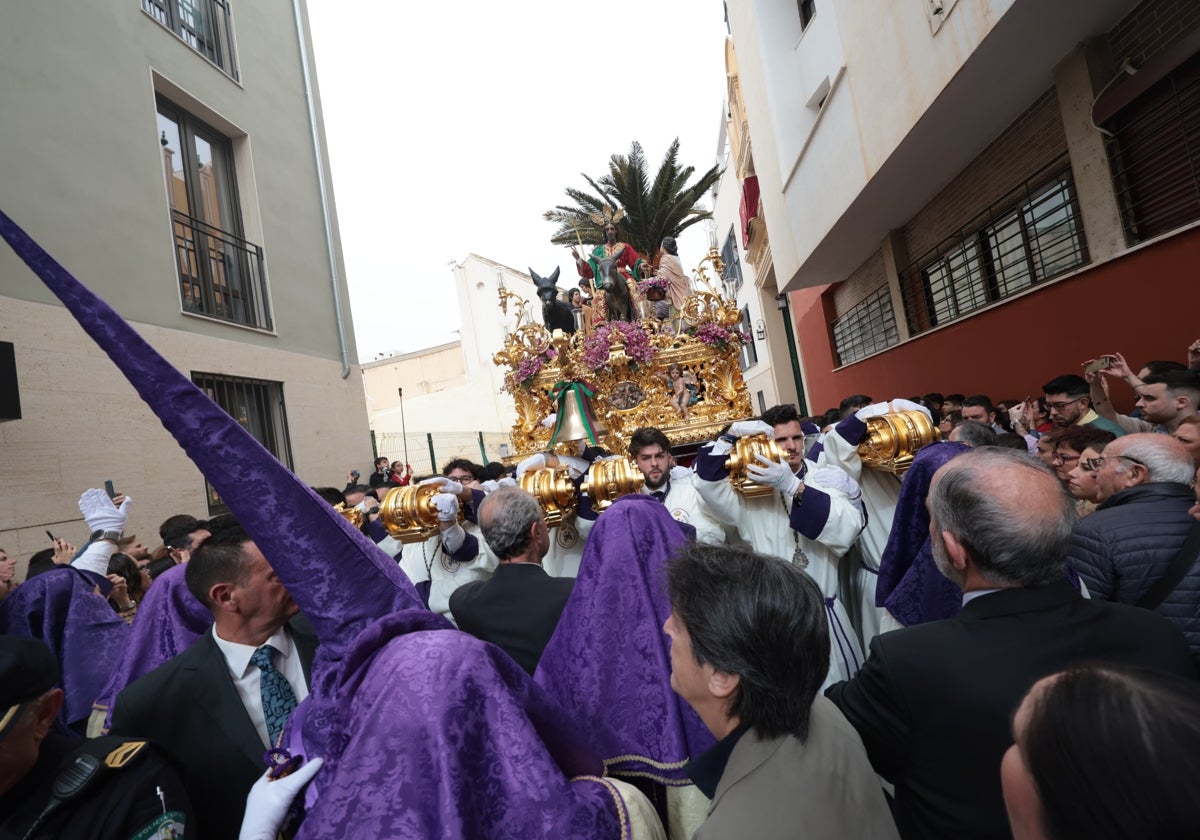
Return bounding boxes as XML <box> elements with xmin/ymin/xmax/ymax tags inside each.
<box><xmin>251</xmin><ymin>644</ymin><xmax>297</xmax><ymax>745</ymax></box>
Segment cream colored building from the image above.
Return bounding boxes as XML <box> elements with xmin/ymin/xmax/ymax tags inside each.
<box><xmin>0</xmin><ymin>0</ymin><xmax>371</xmax><ymax>575</ymax></box>
<box><xmin>725</xmin><ymin>0</ymin><xmax>1200</xmax><ymax>410</ymax></box>
<box><xmin>362</xmin><ymin>255</ymin><xmax>537</xmax><ymax>471</ymax></box>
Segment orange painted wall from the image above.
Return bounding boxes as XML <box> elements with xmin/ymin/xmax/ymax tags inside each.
<box><xmin>791</xmin><ymin>226</ymin><xmax>1200</xmax><ymax>414</ymax></box>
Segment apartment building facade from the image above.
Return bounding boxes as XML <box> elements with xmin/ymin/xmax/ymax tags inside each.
<box><xmin>725</xmin><ymin>0</ymin><xmax>1200</xmax><ymax>410</ymax></box>
<box><xmin>0</xmin><ymin>0</ymin><xmax>371</xmax><ymax>572</ymax></box>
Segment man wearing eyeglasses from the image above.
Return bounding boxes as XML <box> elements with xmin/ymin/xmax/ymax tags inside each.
<box><xmin>1042</xmin><ymin>374</ymin><xmax>1125</xmax><ymax>437</ymax></box>
<box><xmin>1068</xmin><ymin>433</ymin><xmax>1200</xmax><ymax>650</ymax></box>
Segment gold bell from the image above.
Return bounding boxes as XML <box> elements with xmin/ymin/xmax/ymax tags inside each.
<box><xmin>548</xmin><ymin>382</ymin><xmax>607</xmax><ymax>449</ymax></box>
<box><xmin>724</xmin><ymin>434</ymin><xmax>788</xmax><ymax>498</ymax></box>
<box><xmin>377</xmin><ymin>482</ymin><xmax>463</xmax><ymax>544</ymax></box>
<box><xmin>580</xmin><ymin>456</ymin><xmax>644</xmax><ymax>512</ymax></box>
<box><xmin>857</xmin><ymin>410</ymin><xmax>941</xmax><ymax>475</ymax></box>
<box><xmin>518</xmin><ymin>467</ymin><xmax>578</xmax><ymax>527</ymax></box>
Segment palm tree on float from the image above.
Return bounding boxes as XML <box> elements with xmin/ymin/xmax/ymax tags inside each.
<box><xmin>544</xmin><ymin>138</ymin><xmax>723</xmax><ymax>265</ymax></box>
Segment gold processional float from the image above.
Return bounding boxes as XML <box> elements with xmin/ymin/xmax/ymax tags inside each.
<box><xmin>343</xmin><ymin>246</ymin><xmax>940</xmax><ymax>538</ymax></box>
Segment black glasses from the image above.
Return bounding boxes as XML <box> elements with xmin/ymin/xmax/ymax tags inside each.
<box><xmin>1080</xmin><ymin>454</ymin><xmax>1146</xmax><ymax>473</ymax></box>
<box><xmin>1051</xmin><ymin>451</ymin><xmax>1080</xmax><ymax>464</ymax></box>
<box><xmin>1045</xmin><ymin>397</ymin><xmax>1085</xmax><ymax>412</ymax></box>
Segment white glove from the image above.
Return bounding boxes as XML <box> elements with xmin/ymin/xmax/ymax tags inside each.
<box><xmin>516</xmin><ymin>453</ymin><xmax>547</xmax><ymax>478</ymax></box>
<box><xmin>808</xmin><ymin>467</ymin><xmax>864</xmax><ymax>514</ymax></box>
<box><xmin>498</xmin><ymin>477</ymin><xmax>518</xmax><ymax>488</ymax></box>
<box><xmin>239</xmin><ymin>757</ymin><xmax>323</xmax><ymax>840</ymax></box>
<box><xmin>746</xmin><ymin>453</ymin><xmax>801</xmax><ymax>496</ymax></box>
<box><xmin>854</xmin><ymin>401</ymin><xmax>891</xmax><ymax>422</ymax></box>
<box><xmin>669</xmin><ymin>465</ymin><xmax>693</xmax><ymax>483</ymax></box>
<box><xmin>540</xmin><ymin>413</ymin><xmax>557</xmax><ymax>429</ymax></box>
<box><xmin>708</xmin><ymin>438</ymin><xmax>734</xmax><ymax>457</ymax></box>
<box><xmin>889</xmin><ymin>398</ymin><xmax>932</xmax><ymax>420</ymax></box>
<box><xmin>78</xmin><ymin>489</ymin><xmax>130</xmax><ymax>533</ymax></box>
<box><xmin>420</xmin><ymin>476</ymin><xmax>463</xmax><ymax>496</ymax></box>
<box><xmin>432</xmin><ymin>492</ymin><xmax>459</xmax><ymax>523</ymax></box>
<box><xmin>558</xmin><ymin>455</ymin><xmax>589</xmax><ymax>480</ymax></box>
<box><xmin>481</xmin><ymin>480</ymin><xmax>500</xmax><ymax>494</ymax></box>
<box><xmin>729</xmin><ymin>420</ymin><xmax>774</xmax><ymax>439</ymax></box>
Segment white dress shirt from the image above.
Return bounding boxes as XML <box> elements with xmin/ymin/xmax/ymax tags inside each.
<box><xmin>211</xmin><ymin>624</ymin><xmax>310</xmax><ymax>748</ymax></box>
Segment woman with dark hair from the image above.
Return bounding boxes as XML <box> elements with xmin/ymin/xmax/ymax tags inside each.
<box><xmin>1003</xmin><ymin>664</ymin><xmax>1200</xmax><ymax>839</ymax></box>
<box><xmin>106</xmin><ymin>551</ymin><xmax>152</xmax><ymax>624</ymax></box>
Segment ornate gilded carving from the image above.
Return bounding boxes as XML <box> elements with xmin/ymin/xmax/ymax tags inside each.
<box><xmin>518</xmin><ymin>467</ymin><xmax>578</xmax><ymax>527</ymax></box>
<box><xmin>723</xmin><ymin>434</ymin><xmax>787</xmax><ymax>498</ymax></box>
<box><xmin>580</xmin><ymin>457</ymin><xmax>645</xmax><ymax>512</ymax></box>
<box><xmin>377</xmin><ymin>482</ymin><xmax>463</xmax><ymax>544</ymax></box>
<box><xmin>495</xmin><ymin>274</ymin><xmax>755</xmax><ymax>461</ymax></box>
<box><xmin>857</xmin><ymin>410</ymin><xmax>941</xmax><ymax>475</ymax></box>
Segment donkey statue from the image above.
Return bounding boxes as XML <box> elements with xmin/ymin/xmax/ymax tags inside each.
<box><xmin>530</xmin><ymin>266</ymin><xmax>576</xmax><ymax>335</ymax></box>
<box><xmin>596</xmin><ymin>258</ymin><xmax>634</xmax><ymax>322</ymax></box>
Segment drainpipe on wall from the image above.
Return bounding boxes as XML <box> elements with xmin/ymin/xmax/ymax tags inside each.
<box><xmin>292</xmin><ymin>0</ymin><xmax>351</xmax><ymax>379</ymax></box>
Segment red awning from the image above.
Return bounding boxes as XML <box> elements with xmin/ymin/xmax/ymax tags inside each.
<box><xmin>739</xmin><ymin>175</ymin><xmax>760</xmax><ymax>249</ymax></box>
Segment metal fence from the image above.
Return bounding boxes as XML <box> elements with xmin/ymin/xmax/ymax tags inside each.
<box><xmin>373</xmin><ymin>431</ymin><xmax>514</xmax><ymax>475</ymax></box>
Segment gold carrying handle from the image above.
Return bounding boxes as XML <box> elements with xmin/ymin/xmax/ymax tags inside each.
<box><xmin>518</xmin><ymin>467</ymin><xmax>579</xmax><ymax>527</ymax></box>
<box><xmin>377</xmin><ymin>482</ymin><xmax>464</xmax><ymax>544</ymax></box>
<box><xmin>579</xmin><ymin>457</ymin><xmax>645</xmax><ymax>513</ymax></box>
<box><xmin>333</xmin><ymin>503</ymin><xmax>364</xmax><ymax>529</ymax></box>
<box><xmin>724</xmin><ymin>434</ymin><xmax>788</xmax><ymax>498</ymax></box>
<box><xmin>857</xmin><ymin>410</ymin><xmax>941</xmax><ymax>475</ymax></box>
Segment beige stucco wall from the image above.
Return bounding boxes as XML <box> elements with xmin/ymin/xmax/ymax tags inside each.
<box><xmin>0</xmin><ymin>299</ymin><xmax>372</xmax><ymax>579</ymax></box>
<box><xmin>0</xmin><ymin>1</ymin><xmax>371</xmax><ymax>576</ymax></box>
<box><xmin>363</xmin><ymin>256</ymin><xmax>537</xmax><ymax>441</ymax></box>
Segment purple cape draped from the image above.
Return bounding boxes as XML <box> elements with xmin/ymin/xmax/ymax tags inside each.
<box><xmin>536</xmin><ymin>494</ymin><xmax>715</xmax><ymax>781</ymax></box>
<box><xmin>0</xmin><ymin>567</ymin><xmax>128</xmax><ymax>727</ymax></box>
<box><xmin>875</xmin><ymin>441</ymin><xmax>970</xmax><ymax>626</ymax></box>
<box><xmin>0</xmin><ymin>210</ymin><xmax>627</xmax><ymax>837</ymax></box>
<box><xmin>92</xmin><ymin>564</ymin><xmax>211</xmax><ymax>731</ymax></box>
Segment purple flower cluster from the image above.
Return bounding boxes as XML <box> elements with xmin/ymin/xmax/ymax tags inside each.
<box><xmin>639</xmin><ymin>276</ymin><xmax>671</xmax><ymax>293</ymax></box>
<box><xmin>513</xmin><ymin>347</ymin><xmax>557</xmax><ymax>386</ymax></box>
<box><xmin>691</xmin><ymin>322</ymin><xmax>748</xmax><ymax>349</ymax></box>
<box><xmin>582</xmin><ymin>321</ymin><xmax>657</xmax><ymax>370</ymax></box>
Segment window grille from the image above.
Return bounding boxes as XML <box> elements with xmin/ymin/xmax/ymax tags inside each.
<box><xmin>831</xmin><ymin>286</ymin><xmax>899</xmax><ymax>366</ymax></box>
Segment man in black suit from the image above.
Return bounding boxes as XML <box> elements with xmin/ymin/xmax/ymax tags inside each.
<box><xmin>825</xmin><ymin>447</ymin><xmax>1196</xmax><ymax>840</ymax></box>
<box><xmin>110</xmin><ymin>523</ymin><xmax>315</xmax><ymax>840</ymax></box>
<box><xmin>450</xmin><ymin>486</ymin><xmax>574</xmax><ymax>674</ymax></box>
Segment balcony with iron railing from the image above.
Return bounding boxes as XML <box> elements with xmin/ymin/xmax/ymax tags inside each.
<box><xmin>171</xmin><ymin>210</ymin><xmax>271</xmax><ymax>330</ymax></box>
<box><xmin>143</xmin><ymin>0</ymin><xmax>238</xmax><ymax>81</ymax></box>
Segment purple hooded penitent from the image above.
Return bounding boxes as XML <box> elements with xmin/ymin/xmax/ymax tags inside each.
<box><xmin>875</xmin><ymin>441</ymin><xmax>970</xmax><ymax>626</ymax></box>
<box><xmin>92</xmin><ymin>563</ymin><xmax>211</xmax><ymax>731</ymax></box>
<box><xmin>0</xmin><ymin>210</ymin><xmax>631</xmax><ymax>837</ymax></box>
<box><xmin>0</xmin><ymin>566</ymin><xmax>128</xmax><ymax>728</ymax></box>
<box><xmin>536</xmin><ymin>494</ymin><xmax>715</xmax><ymax>782</ymax></box>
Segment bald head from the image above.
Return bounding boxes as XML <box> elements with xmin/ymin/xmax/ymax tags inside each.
<box><xmin>930</xmin><ymin>448</ymin><xmax>1076</xmax><ymax>587</ymax></box>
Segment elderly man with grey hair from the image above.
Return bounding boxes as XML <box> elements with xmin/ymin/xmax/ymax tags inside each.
<box><xmin>826</xmin><ymin>447</ymin><xmax>1194</xmax><ymax>840</ymax></box>
<box><xmin>1068</xmin><ymin>432</ymin><xmax>1200</xmax><ymax>649</ymax></box>
<box><xmin>449</xmin><ymin>486</ymin><xmax>575</xmax><ymax>675</ymax></box>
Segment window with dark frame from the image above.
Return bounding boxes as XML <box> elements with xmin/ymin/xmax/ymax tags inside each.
<box><xmin>192</xmin><ymin>372</ymin><xmax>292</xmax><ymax>514</ymax></box>
<box><xmin>1104</xmin><ymin>50</ymin><xmax>1200</xmax><ymax>244</ymax></box>
<box><xmin>831</xmin><ymin>286</ymin><xmax>899</xmax><ymax>366</ymax></box>
<box><xmin>157</xmin><ymin>97</ymin><xmax>272</xmax><ymax>330</ymax></box>
<box><xmin>721</xmin><ymin>226</ymin><xmax>743</xmax><ymax>296</ymax></box>
<box><xmin>738</xmin><ymin>305</ymin><xmax>758</xmax><ymax>371</ymax></box>
<box><xmin>798</xmin><ymin>0</ymin><xmax>816</xmax><ymax>31</ymax></box>
<box><xmin>142</xmin><ymin>0</ymin><xmax>238</xmax><ymax>80</ymax></box>
<box><xmin>897</xmin><ymin>160</ymin><xmax>1087</xmax><ymax>337</ymax></box>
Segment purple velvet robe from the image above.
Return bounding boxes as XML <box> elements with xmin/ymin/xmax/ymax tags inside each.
<box><xmin>875</xmin><ymin>442</ymin><xmax>970</xmax><ymax>626</ymax></box>
<box><xmin>0</xmin><ymin>210</ymin><xmax>629</xmax><ymax>837</ymax></box>
<box><xmin>92</xmin><ymin>564</ymin><xmax>211</xmax><ymax>731</ymax></box>
<box><xmin>0</xmin><ymin>567</ymin><xmax>128</xmax><ymax>727</ymax></box>
<box><xmin>536</xmin><ymin>494</ymin><xmax>716</xmax><ymax>782</ymax></box>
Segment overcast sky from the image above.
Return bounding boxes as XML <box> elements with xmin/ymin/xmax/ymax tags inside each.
<box><xmin>307</xmin><ymin>1</ymin><xmax>731</xmax><ymax>363</ymax></box>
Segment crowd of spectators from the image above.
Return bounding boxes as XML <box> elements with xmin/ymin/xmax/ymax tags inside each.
<box><xmin>3</xmin><ymin>337</ymin><xmax>1199</xmax><ymax>840</ymax></box>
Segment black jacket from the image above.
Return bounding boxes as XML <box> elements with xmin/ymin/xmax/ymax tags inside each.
<box><xmin>1069</xmin><ymin>481</ymin><xmax>1200</xmax><ymax>649</ymax></box>
<box><xmin>826</xmin><ymin>582</ymin><xmax>1196</xmax><ymax>840</ymax></box>
<box><xmin>449</xmin><ymin>563</ymin><xmax>574</xmax><ymax>675</ymax></box>
<box><xmin>110</xmin><ymin>626</ymin><xmax>316</xmax><ymax>840</ymax></box>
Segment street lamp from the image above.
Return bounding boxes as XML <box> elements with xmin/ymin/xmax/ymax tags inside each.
<box><xmin>397</xmin><ymin>386</ymin><xmax>409</xmax><ymax>466</ymax></box>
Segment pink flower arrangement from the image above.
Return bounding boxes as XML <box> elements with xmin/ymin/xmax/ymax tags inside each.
<box><xmin>512</xmin><ymin>347</ymin><xmax>557</xmax><ymax>387</ymax></box>
<box><xmin>639</xmin><ymin>276</ymin><xmax>671</xmax><ymax>294</ymax></box>
<box><xmin>582</xmin><ymin>321</ymin><xmax>657</xmax><ymax>370</ymax></box>
<box><xmin>690</xmin><ymin>322</ymin><xmax>749</xmax><ymax>350</ymax></box>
